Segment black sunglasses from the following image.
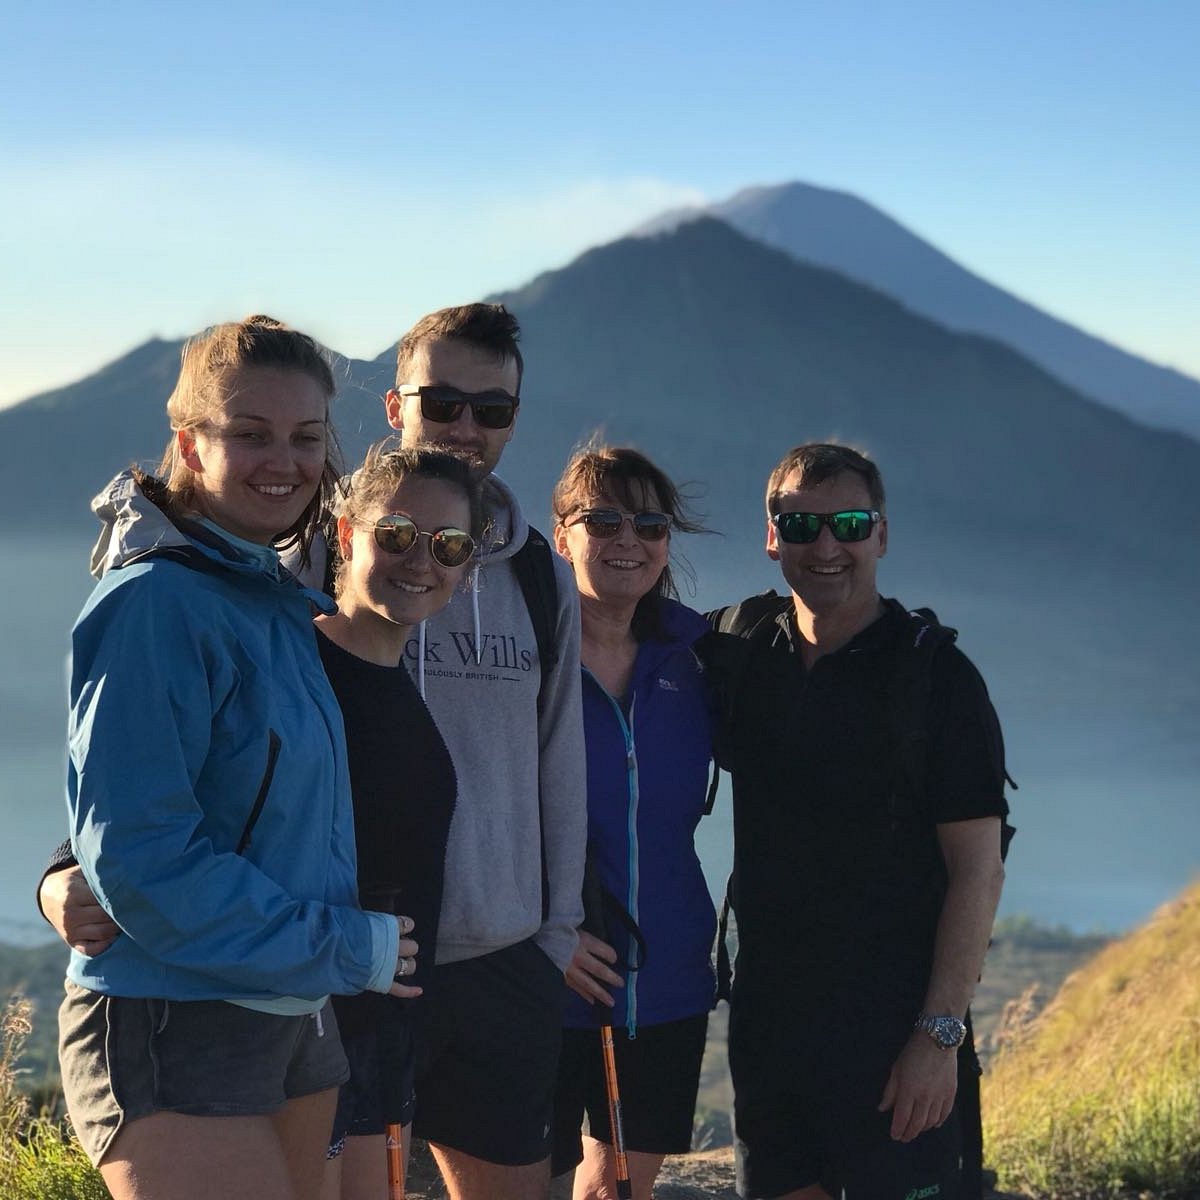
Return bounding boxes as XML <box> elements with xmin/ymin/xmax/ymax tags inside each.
<box><xmin>567</xmin><ymin>508</ymin><xmax>671</xmax><ymax>542</ymax></box>
<box><xmin>396</xmin><ymin>384</ymin><xmax>519</xmax><ymax>430</ymax></box>
<box><xmin>771</xmin><ymin>509</ymin><xmax>881</xmax><ymax>544</ymax></box>
<box><xmin>371</xmin><ymin>514</ymin><xmax>476</xmax><ymax>567</ymax></box>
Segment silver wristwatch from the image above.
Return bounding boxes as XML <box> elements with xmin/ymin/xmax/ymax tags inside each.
<box><xmin>914</xmin><ymin>1012</ymin><xmax>967</xmax><ymax>1050</ymax></box>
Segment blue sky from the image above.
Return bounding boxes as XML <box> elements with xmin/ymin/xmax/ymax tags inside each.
<box><xmin>1</xmin><ymin>0</ymin><xmax>1196</xmax><ymax>408</ymax></box>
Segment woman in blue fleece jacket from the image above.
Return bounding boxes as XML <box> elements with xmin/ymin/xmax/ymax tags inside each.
<box><xmin>58</xmin><ymin>317</ymin><xmax>414</xmax><ymax>1200</ymax></box>
<box><xmin>549</xmin><ymin>446</ymin><xmax>717</xmax><ymax>1200</ymax></box>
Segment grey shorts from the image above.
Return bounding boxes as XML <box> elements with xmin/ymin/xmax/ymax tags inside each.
<box><xmin>58</xmin><ymin>979</ymin><xmax>349</xmax><ymax>1165</ymax></box>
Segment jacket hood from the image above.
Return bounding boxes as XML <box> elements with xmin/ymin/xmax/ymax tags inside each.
<box><xmin>88</xmin><ymin>470</ymin><xmax>335</xmax><ymax>613</ymax></box>
<box><xmin>89</xmin><ymin>471</ymin><xmax>189</xmax><ymax>578</ymax></box>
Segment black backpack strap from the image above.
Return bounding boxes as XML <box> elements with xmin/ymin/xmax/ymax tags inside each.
<box><xmin>512</xmin><ymin>525</ymin><xmax>560</xmax><ymax>714</ymax></box>
<box><xmin>511</xmin><ymin>525</ymin><xmax>561</xmax><ymax>920</ymax></box>
<box><xmin>885</xmin><ymin>607</ymin><xmax>958</xmax><ymax>829</ymax></box>
<box><xmin>703</xmin><ymin>761</ymin><xmax>721</xmax><ymax>816</ymax></box>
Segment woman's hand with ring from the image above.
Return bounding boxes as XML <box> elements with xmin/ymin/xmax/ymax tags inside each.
<box><xmin>388</xmin><ymin>917</ymin><xmax>421</xmax><ymax>998</ymax></box>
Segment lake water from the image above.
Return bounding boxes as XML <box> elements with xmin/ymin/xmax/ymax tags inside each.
<box><xmin>0</xmin><ymin>534</ymin><xmax>96</xmax><ymax>941</ymax></box>
<box><xmin>1</xmin><ymin>534</ymin><xmax>1195</xmax><ymax>943</ymax></box>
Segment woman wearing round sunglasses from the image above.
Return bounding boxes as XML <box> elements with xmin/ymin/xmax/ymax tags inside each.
<box><xmin>549</xmin><ymin>446</ymin><xmax>716</xmax><ymax>1200</ymax></box>
<box><xmin>314</xmin><ymin>442</ymin><xmax>482</xmax><ymax>1200</ymax></box>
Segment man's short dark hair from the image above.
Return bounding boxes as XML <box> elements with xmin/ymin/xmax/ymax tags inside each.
<box><xmin>765</xmin><ymin>443</ymin><xmax>886</xmax><ymax>514</ymax></box>
<box><xmin>394</xmin><ymin>303</ymin><xmax>524</xmax><ymax>392</ymax></box>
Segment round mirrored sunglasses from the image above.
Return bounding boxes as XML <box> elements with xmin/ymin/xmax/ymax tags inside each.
<box><xmin>372</xmin><ymin>513</ymin><xmax>476</xmax><ymax>567</ymax></box>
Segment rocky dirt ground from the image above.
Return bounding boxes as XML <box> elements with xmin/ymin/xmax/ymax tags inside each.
<box><xmin>403</xmin><ymin>1140</ymin><xmax>1027</xmax><ymax>1198</ymax></box>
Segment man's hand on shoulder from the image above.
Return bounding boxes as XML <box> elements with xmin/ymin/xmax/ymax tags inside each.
<box><xmin>40</xmin><ymin>866</ymin><xmax>120</xmax><ymax>956</ymax></box>
<box><xmin>877</xmin><ymin>1031</ymin><xmax>958</xmax><ymax>1142</ymax></box>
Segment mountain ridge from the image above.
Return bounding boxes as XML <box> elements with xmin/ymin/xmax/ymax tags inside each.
<box><xmin>637</xmin><ymin>181</ymin><xmax>1200</xmax><ymax>440</ymax></box>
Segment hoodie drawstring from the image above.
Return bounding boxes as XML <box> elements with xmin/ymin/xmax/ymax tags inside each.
<box><xmin>417</xmin><ymin>621</ymin><xmax>427</xmax><ymax>699</ymax></box>
<box><xmin>470</xmin><ymin>563</ymin><xmax>482</xmax><ymax>665</ymax></box>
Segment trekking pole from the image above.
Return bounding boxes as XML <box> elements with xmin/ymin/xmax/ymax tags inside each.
<box><xmin>365</xmin><ymin>887</ymin><xmax>407</xmax><ymax>1200</ymax></box>
<box><xmin>385</xmin><ymin>1123</ymin><xmax>405</xmax><ymax>1200</ymax></box>
<box><xmin>582</xmin><ymin>858</ymin><xmax>633</xmax><ymax>1200</ymax></box>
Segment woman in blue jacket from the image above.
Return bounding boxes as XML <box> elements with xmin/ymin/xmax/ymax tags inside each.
<box><xmin>58</xmin><ymin>317</ymin><xmax>416</xmax><ymax>1200</ymax></box>
<box><xmin>549</xmin><ymin>445</ymin><xmax>717</xmax><ymax>1200</ymax></box>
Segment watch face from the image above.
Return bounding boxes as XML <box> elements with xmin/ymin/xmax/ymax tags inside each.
<box><xmin>932</xmin><ymin>1017</ymin><xmax>966</xmax><ymax>1048</ymax></box>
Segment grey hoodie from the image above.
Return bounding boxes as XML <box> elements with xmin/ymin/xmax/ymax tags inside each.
<box><xmin>411</xmin><ymin>475</ymin><xmax>586</xmax><ymax>970</ymax></box>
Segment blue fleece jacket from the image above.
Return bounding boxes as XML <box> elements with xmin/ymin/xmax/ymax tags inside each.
<box><xmin>65</xmin><ymin>473</ymin><xmax>398</xmax><ymax>1011</ymax></box>
<box><xmin>564</xmin><ymin>600</ymin><xmax>717</xmax><ymax>1034</ymax></box>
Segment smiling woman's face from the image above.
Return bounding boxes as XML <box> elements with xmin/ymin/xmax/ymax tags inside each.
<box><xmin>179</xmin><ymin>366</ymin><xmax>328</xmax><ymax>545</ymax></box>
<box><xmin>336</xmin><ymin>475</ymin><xmax>474</xmax><ymax>632</ymax></box>
<box><xmin>554</xmin><ymin>480</ymin><xmax>670</xmax><ymax>611</ymax></box>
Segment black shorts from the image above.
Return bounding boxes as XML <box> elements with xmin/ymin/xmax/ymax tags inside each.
<box><xmin>329</xmin><ymin>1000</ymin><xmax>417</xmax><ymax>1150</ymax></box>
<box><xmin>412</xmin><ymin>939</ymin><xmax>563</xmax><ymax>1166</ymax></box>
<box><xmin>551</xmin><ymin>1012</ymin><xmax>708</xmax><ymax>1176</ymax></box>
<box><xmin>729</xmin><ymin>1000</ymin><xmax>961</xmax><ymax>1200</ymax></box>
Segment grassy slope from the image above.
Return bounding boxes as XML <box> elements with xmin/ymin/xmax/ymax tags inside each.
<box><xmin>984</xmin><ymin>883</ymin><xmax>1200</xmax><ymax>1198</ymax></box>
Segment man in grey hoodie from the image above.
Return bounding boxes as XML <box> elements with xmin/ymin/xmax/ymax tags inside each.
<box><xmin>380</xmin><ymin>303</ymin><xmax>586</xmax><ymax>1200</ymax></box>
<box><xmin>40</xmin><ymin>303</ymin><xmax>587</xmax><ymax>1200</ymax></box>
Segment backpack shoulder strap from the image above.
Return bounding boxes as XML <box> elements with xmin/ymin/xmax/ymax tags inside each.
<box><xmin>702</xmin><ymin>591</ymin><xmax>787</xmax><ymax>810</ymax></box>
<box><xmin>512</xmin><ymin>525</ymin><xmax>560</xmax><ymax>708</ymax></box>
<box><xmin>886</xmin><ymin>607</ymin><xmax>958</xmax><ymax>822</ymax></box>
<box><xmin>511</xmin><ymin>525</ymin><xmax>561</xmax><ymax>921</ymax></box>
<box><xmin>712</xmin><ymin>590</ymin><xmax>785</xmax><ymax>638</ymax></box>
